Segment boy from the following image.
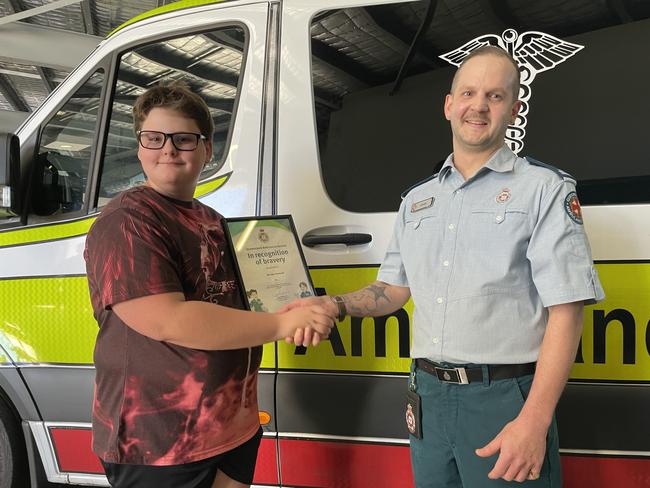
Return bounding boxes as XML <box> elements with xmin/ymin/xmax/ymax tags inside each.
<box><xmin>84</xmin><ymin>82</ymin><xmax>334</xmax><ymax>488</ymax></box>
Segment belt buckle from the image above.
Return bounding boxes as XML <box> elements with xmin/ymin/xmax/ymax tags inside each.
<box><xmin>434</xmin><ymin>366</ymin><xmax>469</xmax><ymax>384</ymax></box>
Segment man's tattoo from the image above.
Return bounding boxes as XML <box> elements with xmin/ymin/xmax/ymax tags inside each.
<box><xmin>367</xmin><ymin>284</ymin><xmax>390</xmax><ymax>303</ymax></box>
<box><xmin>345</xmin><ymin>283</ymin><xmax>391</xmax><ymax>316</ymax></box>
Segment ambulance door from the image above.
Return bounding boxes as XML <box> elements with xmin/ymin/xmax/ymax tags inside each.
<box><xmin>276</xmin><ymin>1</ymin><xmax>423</xmax><ymax>486</ymax></box>
<box><xmin>275</xmin><ymin>1</ymin><xmax>650</xmax><ymax>487</ymax></box>
<box><xmin>0</xmin><ymin>2</ymin><xmax>278</xmax><ymax>485</ymax></box>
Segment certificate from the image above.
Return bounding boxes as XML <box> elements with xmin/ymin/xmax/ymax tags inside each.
<box><xmin>225</xmin><ymin>215</ymin><xmax>315</xmax><ymax>313</ymax></box>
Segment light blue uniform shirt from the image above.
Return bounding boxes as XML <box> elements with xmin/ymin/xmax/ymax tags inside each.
<box><xmin>377</xmin><ymin>145</ymin><xmax>605</xmax><ymax>364</ymax></box>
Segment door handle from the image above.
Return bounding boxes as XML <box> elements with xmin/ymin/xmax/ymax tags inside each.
<box><xmin>302</xmin><ymin>233</ymin><xmax>372</xmax><ymax>247</ymax></box>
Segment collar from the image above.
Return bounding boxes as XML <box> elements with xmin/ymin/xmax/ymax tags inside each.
<box><xmin>438</xmin><ymin>145</ymin><xmax>517</xmax><ymax>181</ymax></box>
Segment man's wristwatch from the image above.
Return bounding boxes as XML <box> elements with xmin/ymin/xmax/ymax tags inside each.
<box><xmin>331</xmin><ymin>295</ymin><xmax>347</xmax><ymax>322</ymax></box>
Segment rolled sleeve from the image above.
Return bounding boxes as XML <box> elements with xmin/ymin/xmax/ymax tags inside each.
<box><xmin>377</xmin><ymin>201</ymin><xmax>409</xmax><ymax>287</ymax></box>
<box><xmin>527</xmin><ymin>180</ymin><xmax>605</xmax><ymax>307</ymax></box>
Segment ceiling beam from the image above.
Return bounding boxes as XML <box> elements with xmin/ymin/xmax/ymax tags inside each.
<box><xmin>204</xmin><ymin>31</ymin><xmax>244</xmax><ymax>53</ymax></box>
<box><xmin>3</xmin><ymin>0</ymin><xmax>19</xmax><ymax>14</ymax></box>
<box><xmin>311</xmin><ymin>39</ymin><xmax>389</xmax><ymax>87</ymax></box>
<box><xmin>0</xmin><ymin>73</ymin><xmax>30</xmax><ymax>112</ymax></box>
<box><xmin>37</xmin><ymin>67</ymin><xmax>56</xmax><ymax>93</ymax></box>
<box><xmin>0</xmin><ymin>0</ymin><xmax>83</xmax><ymax>26</ymax></box>
<box><xmin>0</xmin><ymin>22</ymin><xmax>101</xmax><ymax>70</ymax></box>
<box><xmin>135</xmin><ymin>44</ymin><xmax>239</xmax><ymax>89</ymax></box>
<box><xmin>117</xmin><ymin>71</ymin><xmax>235</xmax><ymax>113</ymax></box>
<box><xmin>79</xmin><ymin>0</ymin><xmax>96</xmax><ymax>35</ymax></box>
<box><xmin>363</xmin><ymin>5</ymin><xmax>442</xmax><ymax>69</ymax></box>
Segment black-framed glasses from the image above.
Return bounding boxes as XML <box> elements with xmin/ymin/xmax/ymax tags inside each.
<box><xmin>137</xmin><ymin>130</ymin><xmax>207</xmax><ymax>151</ymax></box>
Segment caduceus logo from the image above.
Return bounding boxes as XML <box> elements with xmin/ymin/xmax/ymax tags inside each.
<box><xmin>440</xmin><ymin>29</ymin><xmax>584</xmax><ymax>153</ymax></box>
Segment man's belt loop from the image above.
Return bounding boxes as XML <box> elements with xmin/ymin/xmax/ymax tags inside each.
<box><xmin>481</xmin><ymin>364</ymin><xmax>490</xmax><ymax>387</ymax></box>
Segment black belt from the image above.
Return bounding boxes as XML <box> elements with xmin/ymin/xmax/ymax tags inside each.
<box><xmin>415</xmin><ymin>358</ymin><xmax>536</xmax><ymax>384</ymax></box>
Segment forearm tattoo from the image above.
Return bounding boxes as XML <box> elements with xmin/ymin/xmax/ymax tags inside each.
<box><xmin>343</xmin><ymin>283</ymin><xmax>392</xmax><ymax>317</ymax></box>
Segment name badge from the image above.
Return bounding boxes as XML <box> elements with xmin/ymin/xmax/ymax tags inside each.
<box><xmin>410</xmin><ymin>197</ymin><xmax>434</xmax><ymax>213</ymax></box>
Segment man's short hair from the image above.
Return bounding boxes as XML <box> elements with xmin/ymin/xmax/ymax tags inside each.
<box><xmin>450</xmin><ymin>45</ymin><xmax>521</xmax><ymax>100</ymax></box>
<box><xmin>132</xmin><ymin>81</ymin><xmax>214</xmax><ymax>140</ymax></box>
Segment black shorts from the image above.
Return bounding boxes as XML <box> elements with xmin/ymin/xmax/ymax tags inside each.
<box><xmin>101</xmin><ymin>427</ymin><xmax>263</xmax><ymax>488</ymax></box>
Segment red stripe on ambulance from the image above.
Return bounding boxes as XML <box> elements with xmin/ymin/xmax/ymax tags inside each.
<box><xmin>48</xmin><ymin>426</ymin><xmax>278</xmax><ymax>484</ymax></box>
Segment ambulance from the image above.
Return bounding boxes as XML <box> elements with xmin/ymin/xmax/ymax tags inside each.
<box><xmin>0</xmin><ymin>0</ymin><xmax>649</xmax><ymax>486</ymax></box>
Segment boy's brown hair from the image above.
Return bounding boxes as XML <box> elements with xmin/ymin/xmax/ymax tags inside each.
<box><xmin>132</xmin><ymin>81</ymin><xmax>214</xmax><ymax>139</ymax></box>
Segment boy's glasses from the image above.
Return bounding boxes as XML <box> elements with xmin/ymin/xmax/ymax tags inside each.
<box><xmin>137</xmin><ymin>131</ymin><xmax>206</xmax><ymax>151</ymax></box>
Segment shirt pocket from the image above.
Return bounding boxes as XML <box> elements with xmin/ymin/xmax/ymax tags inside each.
<box><xmin>467</xmin><ymin>206</ymin><xmax>531</xmax><ymax>254</ymax></box>
<box><xmin>469</xmin><ymin>206</ymin><xmax>528</xmax><ymax>225</ymax></box>
<box><xmin>405</xmin><ymin>205</ymin><xmax>438</xmax><ymax>230</ymax></box>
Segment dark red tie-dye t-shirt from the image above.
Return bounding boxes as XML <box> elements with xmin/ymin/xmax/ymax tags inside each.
<box><xmin>84</xmin><ymin>186</ymin><xmax>262</xmax><ymax>465</ymax></box>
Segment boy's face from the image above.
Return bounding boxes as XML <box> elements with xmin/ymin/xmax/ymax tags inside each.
<box><xmin>138</xmin><ymin>107</ymin><xmax>212</xmax><ymax>201</ymax></box>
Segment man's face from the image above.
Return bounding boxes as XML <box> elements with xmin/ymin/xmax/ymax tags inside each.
<box><xmin>444</xmin><ymin>54</ymin><xmax>521</xmax><ymax>156</ymax></box>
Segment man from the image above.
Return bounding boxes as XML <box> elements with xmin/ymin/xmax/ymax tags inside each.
<box><xmin>285</xmin><ymin>46</ymin><xmax>604</xmax><ymax>487</ymax></box>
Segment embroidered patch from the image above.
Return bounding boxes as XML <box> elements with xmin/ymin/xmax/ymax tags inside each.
<box><xmin>411</xmin><ymin>197</ymin><xmax>434</xmax><ymax>213</ymax></box>
<box><xmin>405</xmin><ymin>404</ymin><xmax>416</xmax><ymax>434</ymax></box>
<box><xmin>564</xmin><ymin>191</ymin><xmax>583</xmax><ymax>224</ymax></box>
<box><xmin>495</xmin><ymin>188</ymin><xmax>511</xmax><ymax>204</ymax></box>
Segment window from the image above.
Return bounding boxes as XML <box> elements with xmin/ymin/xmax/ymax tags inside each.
<box><xmin>34</xmin><ymin>70</ymin><xmax>104</xmax><ymax>216</ymax></box>
<box><xmin>312</xmin><ymin>3</ymin><xmax>650</xmax><ymax>212</ymax></box>
<box><xmin>97</xmin><ymin>26</ymin><xmax>246</xmax><ymax>206</ymax></box>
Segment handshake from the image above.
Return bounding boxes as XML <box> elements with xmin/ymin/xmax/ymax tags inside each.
<box><xmin>276</xmin><ymin>295</ymin><xmax>341</xmax><ymax>347</ymax></box>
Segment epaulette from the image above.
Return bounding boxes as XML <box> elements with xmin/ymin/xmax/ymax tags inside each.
<box><xmin>525</xmin><ymin>156</ymin><xmax>576</xmax><ymax>183</ymax></box>
<box><xmin>400</xmin><ymin>173</ymin><xmax>439</xmax><ymax>199</ymax></box>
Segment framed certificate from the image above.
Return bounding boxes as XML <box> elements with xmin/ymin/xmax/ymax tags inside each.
<box><xmin>224</xmin><ymin>215</ymin><xmax>315</xmax><ymax>313</ymax></box>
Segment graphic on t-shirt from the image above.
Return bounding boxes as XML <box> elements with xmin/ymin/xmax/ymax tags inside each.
<box><xmin>198</xmin><ymin>222</ymin><xmax>238</xmax><ymax>303</ymax></box>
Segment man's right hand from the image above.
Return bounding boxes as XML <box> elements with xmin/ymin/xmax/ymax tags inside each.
<box><xmin>279</xmin><ymin>296</ymin><xmax>338</xmax><ymax>347</ymax></box>
<box><xmin>276</xmin><ymin>304</ymin><xmax>335</xmax><ymax>344</ymax></box>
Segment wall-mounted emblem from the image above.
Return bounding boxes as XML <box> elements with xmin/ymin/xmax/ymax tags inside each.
<box><xmin>440</xmin><ymin>30</ymin><xmax>584</xmax><ymax>154</ymax></box>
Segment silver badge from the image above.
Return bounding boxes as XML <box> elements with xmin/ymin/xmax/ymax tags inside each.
<box><xmin>411</xmin><ymin>197</ymin><xmax>434</xmax><ymax>213</ymax></box>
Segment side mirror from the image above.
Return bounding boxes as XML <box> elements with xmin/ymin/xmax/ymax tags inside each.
<box><xmin>0</xmin><ymin>132</ymin><xmax>20</xmax><ymax>218</ymax></box>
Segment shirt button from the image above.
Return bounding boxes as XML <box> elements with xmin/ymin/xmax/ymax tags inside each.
<box><xmin>436</xmin><ymin>297</ymin><xmax>444</xmax><ymax>304</ymax></box>
<box><xmin>443</xmin><ymin>260</ymin><xmax>449</xmax><ymax>267</ymax></box>
<box><xmin>432</xmin><ymin>337</ymin><xmax>440</xmax><ymax>344</ymax></box>
<box><xmin>448</xmin><ymin>224</ymin><xmax>455</xmax><ymax>230</ymax></box>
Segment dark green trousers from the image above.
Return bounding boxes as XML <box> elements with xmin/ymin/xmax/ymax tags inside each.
<box><xmin>409</xmin><ymin>362</ymin><xmax>561</xmax><ymax>488</ymax></box>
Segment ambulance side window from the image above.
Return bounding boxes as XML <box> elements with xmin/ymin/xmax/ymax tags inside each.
<box><xmin>31</xmin><ymin>69</ymin><xmax>104</xmax><ymax>218</ymax></box>
<box><xmin>311</xmin><ymin>3</ymin><xmax>650</xmax><ymax>210</ymax></box>
<box><xmin>311</xmin><ymin>2</ymin><xmax>451</xmax><ymax>213</ymax></box>
<box><xmin>96</xmin><ymin>26</ymin><xmax>246</xmax><ymax>207</ymax></box>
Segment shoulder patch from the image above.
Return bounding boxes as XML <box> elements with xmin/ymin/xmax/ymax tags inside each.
<box><xmin>564</xmin><ymin>191</ymin><xmax>583</xmax><ymax>224</ymax></box>
<box><xmin>401</xmin><ymin>173</ymin><xmax>438</xmax><ymax>199</ymax></box>
<box><xmin>525</xmin><ymin>156</ymin><xmax>576</xmax><ymax>183</ymax></box>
